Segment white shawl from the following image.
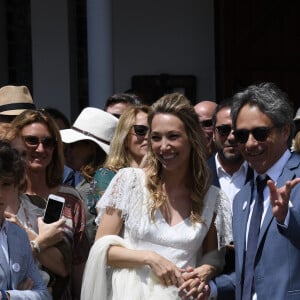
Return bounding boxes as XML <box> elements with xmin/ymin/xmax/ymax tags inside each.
<box><xmin>80</xmin><ymin>235</ymin><xmax>181</xmax><ymax>300</ymax></box>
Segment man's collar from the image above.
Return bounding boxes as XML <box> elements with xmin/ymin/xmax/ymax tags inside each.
<box><xmin>254</xmin><ymin>149</ymin><xmax>291</xmax><ymax>183</ymax></box>
<box><xmin>215</xmin><ymin>153</ymin><xmax>247</xmax><ymax>175</ymax></box>
<box><xmin>0</xmin><ymin>219</ymin><xmax>8</xmax><ymax>234</ymax></box>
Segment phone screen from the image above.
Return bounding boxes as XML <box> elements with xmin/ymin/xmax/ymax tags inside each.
<box><xmin>44</xmin><ymin>198</ymin><xmax>64</xmax><ymax>224</ymax></box>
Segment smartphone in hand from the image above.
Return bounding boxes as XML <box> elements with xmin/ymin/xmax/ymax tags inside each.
<box><xmin>43</xmin><ymin>194</ymin><xmax>65</xmax><ymax>224</ymax></box>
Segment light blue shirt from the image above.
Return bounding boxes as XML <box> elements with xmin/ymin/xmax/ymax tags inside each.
<box><xmin>0</xmin><ymin>220</ymin><xmax>9</xmax><ymax>263</ymax></box>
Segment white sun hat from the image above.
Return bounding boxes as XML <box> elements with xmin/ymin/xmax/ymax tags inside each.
<box><xmin>294</xmin><ymin>108</ymin><xmax>300</xmax><ymax>122</ymax></box>
<box><xmin>60</xmin><ymin>107</ymin><xmax>118</xmax><ymax>154</ymax></box>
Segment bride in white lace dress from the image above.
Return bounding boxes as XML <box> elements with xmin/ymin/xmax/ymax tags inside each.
<box><xmin>81</xmin><ymin>93</ymin><xmax>231</xmax><ymax>300</ymax></box>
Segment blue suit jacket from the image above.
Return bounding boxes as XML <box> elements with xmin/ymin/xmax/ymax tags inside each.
<box><xmin>0</xmin><ymin>222</ymin><xmax>51</xmax><ymax>300</ymax></box>
<box><xmin>232</xmin><ymin>152</ymin><xmax>300</xmax><ymax>299</ymax></box>
<box><xmin>208</xmin><ymin>155</ymin><xmax>253</xmax><ymax>299</ymax></box>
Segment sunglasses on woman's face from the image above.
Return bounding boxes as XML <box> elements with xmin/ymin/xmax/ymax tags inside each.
<box><xmin>22</xmin><ymin>135</ymin><xmax>57</xmax><ymax>149</ymax></box>
<box><xmin>132</xmin><ymin>125</ymin><xmax>149</xmax><ymax>137</ymax></box>
<box><xmin>232</xmin><ymin>127</ymin><xmax>274</xmax><ymax>144</ymax></box>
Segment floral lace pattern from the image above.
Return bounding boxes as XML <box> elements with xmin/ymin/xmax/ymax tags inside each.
<box><xmin>96</xmin><ymin>168</ymin><xmax>232</xmax><ymax>268</ymax></box>
<box><xmin>96</xmin><ymin>168</ymin><xmax>146</xmax><ymax>236</ymax></box>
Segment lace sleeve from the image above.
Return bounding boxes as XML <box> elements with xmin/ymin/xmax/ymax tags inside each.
<box><xmin>213</xmin><ymin>186</ymin><xmax>233</xmax><ymax>248</ymax></box>
<box><xmin>95</xmin><ymin>168</ymin><xmax>145</xmax><ymax>225</ymax></box>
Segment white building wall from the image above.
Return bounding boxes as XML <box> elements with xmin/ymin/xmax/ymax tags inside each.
<box><xmin>2</xmin><ymin>0</ymin><xmax>215</xmax><ymax>119</ymax></box>
<box><xmin>112</xmin><ymin>0</ymin><xmax>215</xmax><ymax>101</ymax></box>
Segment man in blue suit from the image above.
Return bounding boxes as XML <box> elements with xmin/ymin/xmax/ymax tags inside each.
<box><xmin>0</xmin><ymin>141</ymin><xmax>51</xmax><ymax>299</ymax></box>
<box><xmin>208</xmin><ymin>98</ymin><xmax>253</xmax><ymax>300</ymax></box>
<box><xmin>221</xmin><ymin>82</ymin><xmax>300</xmax><ymax>300</ymax></box>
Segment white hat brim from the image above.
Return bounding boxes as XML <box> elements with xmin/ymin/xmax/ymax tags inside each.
<box><xmin>60</xmin><ymin>128</ymin><xmax>110</xmax><ymax>154</ymax></box>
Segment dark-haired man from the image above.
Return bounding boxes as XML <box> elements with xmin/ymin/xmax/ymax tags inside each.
<box><xmin>212</xmin><ymin>82</ymin><xmax>300</xmax><ymax>300</ymax></box>
<box><xmin>104</xmin><ymin>93</ymin><xmax>141</xmax><ymax>118</ymax></box>
<box><xmin>0</xmin><ymin>141</ymin><xmax>51</xmax><ymax>299</ymax></box>
<box><xmin>209</xmin><ymin>98</ymin><xmax>252</xmax><ymax>300</ymax></box>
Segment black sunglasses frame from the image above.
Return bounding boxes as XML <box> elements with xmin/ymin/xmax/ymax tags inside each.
<box><xmin>200</xmin><ymin>119</ymin><xmax>213</xmax><ymax>128</ymax></box>
<box><xmin>132</xmin><ymin>125</ymin><xmax>148</xmax><ymax>137</ymax></box>
<box><xmin>232</xmin><ymin>127</ymin><xmax>275</xmax><ymax>144</ymax></box>
<box><xmin>215</xmin><ymin>125</ymin><xmax>232</xmax><ymax>137</ymax></box>
<box><xmin>22</xmin><ymin>135</ymin><xmax>57</xmax><ymax>148</ymax></box>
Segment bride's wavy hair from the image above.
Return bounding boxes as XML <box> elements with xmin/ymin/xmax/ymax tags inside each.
<box><xmin>145</xmin><ymin>93</ymin><xmax>210</xmax><ymax>224</ymax></box>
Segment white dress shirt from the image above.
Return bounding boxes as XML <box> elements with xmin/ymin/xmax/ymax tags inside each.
<box><xmin>246</xmin><ymin>150</ymin><xmax>291</xmax><ymax>300</ymax></box>
<box><xmin>246</xmin><ymin>150</ymin><xmax>291</xmax><ymax>247</ymax></box>
<box><xmin>215</xmin><ymin>154</ymin><xmax>248</xmax><ymax>212</ymax></box>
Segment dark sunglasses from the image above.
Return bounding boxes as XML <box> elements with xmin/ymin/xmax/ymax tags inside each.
<box><xmin>23</xmin><ymin>135</ymin><xmax>57</xmax><ymax>148</ymax></box>
<box><xmin>112</xmin><ymin>113</ymin><xmax>121</xmax><ymax>119</ymax></box>
<box><xmin>216</xmin><ymin>125</ymin><xmax>232</xmax><ymax>137</ymax></box>
<box><xmin>200</xmin><ymin>119</ymin><xmax>213</xmax><ymax>128</ymax></box>
<box><xmin>233</xmin><ymin>127</ymin><xmax>274</xmax><ymax>144</ymax></box>
<box><xmin>132</xmin><ymin>125</ymin><xmax>148</xmax><ymax>136</ymax></box>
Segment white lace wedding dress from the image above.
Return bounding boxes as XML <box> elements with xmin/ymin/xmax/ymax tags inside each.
<box><xmin>81</xmin><ymin>167</ymin><xmax>231</xmax><ymax>300</ymax></box>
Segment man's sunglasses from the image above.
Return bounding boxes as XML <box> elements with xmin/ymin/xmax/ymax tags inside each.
<box><xmin>200</xmin><ymin>119</ymin><xmax>213</xmax><ymax>128</ymax></box>
<box><xmin>22</xmin><ymin>135</ymin><xmax>57</xmax><ymax>148</ymax></box>
<box><xmin>216</xmin><ymin>125</ymin><xmax>232</xmax><ymax>137</ymax></box>
<box><xmin>232</xmin><ymin>127</ymin><xmax>274</xmax><ymax>144</ymax></box>
<box><xmin>132</xmin><ymin>125</ymin><xmax>149</xmax><ymax>137</ymax></box>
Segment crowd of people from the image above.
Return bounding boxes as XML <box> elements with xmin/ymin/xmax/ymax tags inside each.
<box><xmin>0</xmin><ymin>82</ymin><xmax>300</xmax><ymax>300</ymax></box>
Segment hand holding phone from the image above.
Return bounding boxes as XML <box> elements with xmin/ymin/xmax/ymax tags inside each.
<box><xmin>43</xmin><ymin>194</ymin><xmax>65</xmax><ymax>224</ymax></box>
<box><xmin>37</xmin><ymin>217</ymin><xmax>65</xmax><ymax>247</ymax></box>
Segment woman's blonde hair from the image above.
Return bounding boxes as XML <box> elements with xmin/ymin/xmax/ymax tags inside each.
<box><xmin>5</xmin><ymin>109</ymin><xmax>64</xmax><ymax>187</ymax></box>
<box><xmin>145</xmin><ymin>93</ymin><xmax>210</xmax><ymax>223</ymax></box>
<box><xmin>104</xmin><ymin>105</ymin><xmax>150</xmax><ymax>172</ymax></box>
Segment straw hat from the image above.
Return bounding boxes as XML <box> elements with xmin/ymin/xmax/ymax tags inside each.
<box><xmin>0</xmin><ymin>85</ymin><xmax>35</xmax><ymax>116</ymax></box>
<box><xmin>60</xmin><ymin>107</ymin><xmax>118</xmax><ymax>154</ymax></box>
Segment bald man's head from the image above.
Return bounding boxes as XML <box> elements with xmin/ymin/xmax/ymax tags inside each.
<box><xmin>194</xmin><ymin>100</ymin><xmax>217</xmax><ymax>157</ymax></box>
<box><xmin>194</xmin><ymin>101</ymin><xmax>217</xmax><ymax>122</ymax></box>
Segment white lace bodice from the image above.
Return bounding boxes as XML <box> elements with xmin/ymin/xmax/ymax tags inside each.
<box><xmin>96</xmin><ymin>168</ymin><xmax>231</xmax><ymax>269</ymax></box>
